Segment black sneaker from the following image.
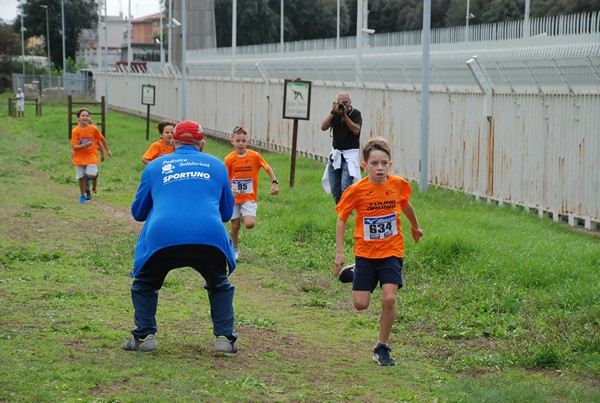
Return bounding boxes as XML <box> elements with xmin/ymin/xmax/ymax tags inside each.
<box><xmin>338</xmin><ymin>263</ymin><xmax>355</xmax><ymax>283</ymax></box>
<box><xmin>372</xmin><ymin>344</ymin><xmax>395</xmax><ymax>366</ymax></box>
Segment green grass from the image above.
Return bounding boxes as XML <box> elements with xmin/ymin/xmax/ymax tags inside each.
<box><xmin>0</xmin><ymin>93</ymin><xmax>599</xmax><ymax>401</ymax></box>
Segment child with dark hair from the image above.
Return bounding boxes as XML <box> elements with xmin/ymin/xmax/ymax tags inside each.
<box><xmin>141</xmin><ymin>120</ymin><xmax>176</xmax><ymax>165</ymax></box>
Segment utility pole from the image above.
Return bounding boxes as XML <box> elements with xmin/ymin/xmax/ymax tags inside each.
<box><xmin>20</xmin><ymin>10</ymin><xmax>26</xmax><ymax>78</ymax></box>
<box><xmin>41</xmin><ymin>5</ymin><xmax>51</xmax><ymax>84</ymax></box>
<box><xmin>61</xmin><ymin>0</ymin><xmax>66</xmax><ymax>78</ymax></box>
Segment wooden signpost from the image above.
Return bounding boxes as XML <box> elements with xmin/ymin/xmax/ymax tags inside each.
<box><xmin>282</xmin><ymin>78</ymin><xmax>312</xmax><ymax>187</ymax></box>
<box><xmin>141</xmin><ymin>84</ymin><xmax>156</xmax><ymax>140</ymax></box>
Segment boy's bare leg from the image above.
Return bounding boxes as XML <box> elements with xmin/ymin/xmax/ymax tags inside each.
<box><xmin>352</xmin><ymin>290</ymin><xmax>371</xmax><ymax>311</ymax></box>
<box><xmin>378</xmin><ymin>284</ymin><xmax>399</xmax><ymax>343</ymax></box>
<box><xmin>78</xmin><ymin>177</ymin><xmax>87</xmax><ymax>195</ymax></box>
<box><xmin>242</xmin><ymin>216</ymin><xmax>256</xmax><ymax>230</ymax></box>
<box><xmin>230</xmin><ymin>218</ymin><xmax>241</xmax><ymax>249</ymax></box>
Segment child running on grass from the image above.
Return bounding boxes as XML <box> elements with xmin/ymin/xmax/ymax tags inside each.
<box><xmin>71</xmin><ymin>108</ymin><xmax>112</xmax><ymax>203</ymax></box>
<box><xmin>72</xmin><ymin>120</ymin><xmax>105</xmax><ymax>199</ymax></box>
<box><xmin>333</xmin><ymin>136</ymin><xmax>423</xmax><ymax>366</ymax></box>
<box><xmin>141</xmin><ymin>120</ymin><xmax>176</xmax><ymax>165</ymax></box>
<box><xmin>224</xmin><ymin>125</ymin><xmax>279</xmax><ymax>259</ymax></box>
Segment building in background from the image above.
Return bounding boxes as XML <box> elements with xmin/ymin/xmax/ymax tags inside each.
<box><xmin>118</xmin><ymin>12</ymin><xmax>162</xmax><ymax>72</ymax></box>
<box><xmin>131</xmin><ymin>12</ymin><xmax>161</xmax><ymax>44</ymax></box>
<box><xmin>77</xmin><ymin>13</ymin><xmax>127</xmax><ymax>69</ymax></box>
<box><xmin>77</xmin><ymin>1</ymin><xmax>218</xmax><ymax>72</ymax></box>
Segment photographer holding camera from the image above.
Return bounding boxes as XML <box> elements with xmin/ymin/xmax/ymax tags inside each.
<box><xmin>320</xmin><ymin>91</ymin><xmax>363</xmax><ymax>204</ymax></box>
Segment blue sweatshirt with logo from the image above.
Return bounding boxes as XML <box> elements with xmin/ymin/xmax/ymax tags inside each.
<box><xmin>131</xmin><ymin>146</ymin><xmax>236</xmax><ymax>277</ymax></box>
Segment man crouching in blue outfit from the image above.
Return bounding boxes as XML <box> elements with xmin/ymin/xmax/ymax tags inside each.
<box><xmin>123</xmin><ymin>120</ymin><xmax>238</xmax><ymax>356</ymax></box>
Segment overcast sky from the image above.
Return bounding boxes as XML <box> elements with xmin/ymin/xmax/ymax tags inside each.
<box><xmin>0</xmin><ymin>0</ymin><xmax>161</xmax><ymax>24</ymax></box>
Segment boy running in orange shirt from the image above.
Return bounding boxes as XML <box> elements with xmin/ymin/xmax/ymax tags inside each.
<box><xmin>334</xmin><ymin>137</ymin><xmax>423</xmax><ymax>366</ymax></box>
<box><xmin>71</xmin><ymin>108</ymin><xmax>112</xmax><ymax>203</ymax></box>
<box><xmin>224</xmin><ymin>126</ymin><xmax>279</xmax><ymax>259</ymax></box>
<box><xmin>141</xmin><ymin>120</ymin><xmax>175</xmax><ymax>164</ymax></box>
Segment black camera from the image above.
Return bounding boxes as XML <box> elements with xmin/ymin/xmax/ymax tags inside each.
<box><xmin>337</xmin><ymin>102</ymin><xmax>345</xmax><ymax>112</ymax></box>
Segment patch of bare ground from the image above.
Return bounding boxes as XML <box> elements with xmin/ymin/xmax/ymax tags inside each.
<box><xmin>16</xmin><ymin>163</ymin><xmax>373</xmax><ymax>398</ymax></box>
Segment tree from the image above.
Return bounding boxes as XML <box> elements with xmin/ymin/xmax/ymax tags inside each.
<box><xmin>0</xmin><ymin>21</ymin><xmax>20</xmax><ymax>91</ymax></box>
<box><xmin>445</xmin><ymin>0</ymin><xmax>485</xmax><ymax>27</ymax></box>
<box><xmin>215</xmin><ymin>0</ymin><xmax>351</xmax><ymax>47</ymax></box>
<box><xmin>16</xmin><ymin>0</ymin><xmax>97</xmax><ymax>72</ymax></box>
<box><xmin>530</xmin><ymin>0</ymin><xmax>600</xmax><ymax>17</ymax></box>
<box><xmin>481</xmin><ymin>0</ymin><xmax>523</xmax><ymax>23</ymax></box>
<box><xmin>215</xmin><ymin>0</ymin><xmax>279</xmax><ymax>47</ymax></box>
<box><xmin>212</xmin><ymin>0</ymin><xmax>600</xmax><ymax>48</ymax></box>
<box><xmin>283</xmin><ymin>0</ymin><xmax>351</xmax><ymax>41</ymax></box>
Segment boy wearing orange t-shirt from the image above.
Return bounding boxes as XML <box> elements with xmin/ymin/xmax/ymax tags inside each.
<box><xmin>141</xmin><ymin>120</ymin><xmax>175</xmax><ymax>165</ymax></box>
<box><xmin>334</xmin><ymin>137</ymin><xmax>423</xmax><ymax>366</ymax></box>
<box><xmin>71</xmin><ymin>108</ymin><xmax>112</xmax><ymax>203</ymax></box>
<box><xmin>224</xmin><ymin>126</ymin><xmax>279</xmax><ymax>259</ymax></box>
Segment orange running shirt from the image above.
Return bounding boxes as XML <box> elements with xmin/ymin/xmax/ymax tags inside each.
<box><xmin>224</xmin><ymin>149</ymin><xmax>270</xmax><ymax>204</ymax></box>
<box><xmin>71</xmin><ymin>125</ymin><xmax>105</xmax><ymax>166</ymax></box>
<box><xmin>142</xmin><ymin>141</ymin><xmax>174</xmax><ymax>162</ymax></box>
<box><xmin>336</xmin><ymin>175</ymin><xmax>412</xmax><ymax>259</ymax></box>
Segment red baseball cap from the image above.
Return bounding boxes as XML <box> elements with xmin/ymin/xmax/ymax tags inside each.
<box><xmin>173</xmin><ymin>120</ymin><xmax>204</xmax><ymax>142</ymax></box>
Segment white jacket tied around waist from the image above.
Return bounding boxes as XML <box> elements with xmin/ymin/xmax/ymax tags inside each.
<box><xmin>321</xmin><ymin>148</ymin><xmax>361</xmax><ymax>194</ymax></box>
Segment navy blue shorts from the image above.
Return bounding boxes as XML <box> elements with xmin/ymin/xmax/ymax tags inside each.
<box><xmin>352</xmin><ymin>256</ymin><xmax>404</xmax><ymax>292</ymax></box>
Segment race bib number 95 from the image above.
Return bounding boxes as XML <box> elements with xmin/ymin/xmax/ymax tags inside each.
<box><xmin>363</xmin><ymin>213</ymin><xmax>398</xmax><ymax>240</ymax></box>
<box><xmin>233</xmin><ymin>178</ymin><xmax>253</xmax><ymax>194</ymax></box>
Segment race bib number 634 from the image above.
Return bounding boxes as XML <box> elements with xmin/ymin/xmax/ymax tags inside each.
<box><xmin>363</xmin><ymin>213</ymin><xmax>398</xmax><ymax>240</ymax></box>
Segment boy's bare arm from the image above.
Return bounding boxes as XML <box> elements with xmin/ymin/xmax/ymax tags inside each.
<box><xmin>334</xmin><ymin>218</ymin><xmax>347</xmax><ymax>276</ymax></box>
<box><xmin>266</xmin><ymin>166</ymin><xmax>279</xmax><ymax>195</ymax></box>
<box><xmin>401</xmin><ymin>202</ymin><xmax>423</xmax><ymax>243</ymax></box>
<box><xmin>100</xmin><ymin>138</ymin><xmax>112</xmax><ymax>158</ymax></box>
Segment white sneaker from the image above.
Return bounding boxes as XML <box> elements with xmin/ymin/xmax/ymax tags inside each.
<box><xmin>234</xmin><ymin>248</ymin><xmax>239</xmax><ymax>260</ymax></box>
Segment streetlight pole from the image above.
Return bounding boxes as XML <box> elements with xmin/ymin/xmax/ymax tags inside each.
<box><xmin>168</xmin><ymin>0</ymin><xmax>173</xmax><ymax>65</ymax></box>
<box><xmin>159</xmin><ymin>0</ymin><xmax>164</xmax><ymax>69</ymax></box>
<box><xmin>356</xmin><ymin>0</ymin><xmax>363</xmax><ymax>82</ymax></box>
<box><xmin>104</xmin><ymin>0</ymin><xmax>108</xmax><ymax>111</ymax></box>
<box><xmin>41</xmin><ymin>5</ymin><xmax>51</xmax><ymax>86</ymax></box>
<box><xmin>420</xmin><ymin>0</ymin><xmax>431</xmax><ymax>192</ymax></box>
<box><xmin>20</xmin><ymin>10</ymin><xmax>25</xmax><ymax>78</ymax></box>
<box><xmin>524</xmin><ymin>0</ymin><xmax>530</xmax><ymax>38</ymax></box>
<box><xmin>280</xmin><ymin>0</ymin><xmax>283</xmax><ymax>53</ymax></box>
<box><xmin>336</xmin><ymin>0</ymin><xmax>340</xmax><ymax>49</ymax></box>
<box><xmin>61</xmin><ymin>0</ymin><xmax>66</xmax><ymax>79</ymax></box>
<box><xmin>127</xmin><ymin>0</ymin><xmax>132</xmax><ymax>73</ymax></box>
<box><xmin>232</xmin><ymin>0</ymin><xmax>237</xmax><ymax>78</ymax></box>
<box><xmin>181</xmin><ymin>0</ymin><xmax>187</xmax><ymax>120</ymax></box>
<box><xmin>465</xmin><ymin>0</ymin><xmax>474</xmax><ymax>42</ymax></box>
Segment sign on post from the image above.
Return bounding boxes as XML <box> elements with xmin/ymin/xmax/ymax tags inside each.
<box><xmin>283</xmin><ymin>79</ymin><xmax>312</xmax><ymax>187</ymax></box>
<box><xmin>141</xmin><ymin>84</ymin><xmax>156</xmax><ymax>140</ymax></box>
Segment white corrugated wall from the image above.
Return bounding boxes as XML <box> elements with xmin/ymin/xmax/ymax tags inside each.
<box><xmin>97</xmin><ymin>72</ymin><xmax>599</xmax><ymax>227</ymax></box>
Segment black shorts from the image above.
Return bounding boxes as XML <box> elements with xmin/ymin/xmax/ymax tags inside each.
<box><xmin>352</xmin><ymin>256</ymin><xmax>404</xmax><ymax>292</ymax></box>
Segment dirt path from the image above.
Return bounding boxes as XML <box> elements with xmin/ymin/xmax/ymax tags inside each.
<box><xmin>10</xmin><ymin>163</ymin><xmax>378</xmax><ymax>397</ymax></box>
